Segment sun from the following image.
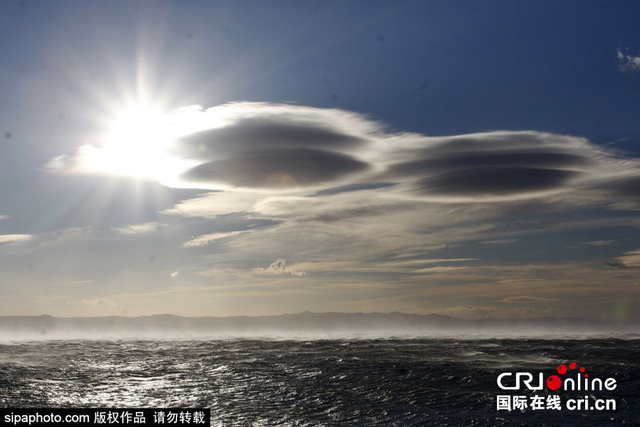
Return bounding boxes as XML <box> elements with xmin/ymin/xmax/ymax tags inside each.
<box><xmin>104</xmin><ymin>105</ymin><xmax>168</xmax><ymax>175</ymax></box>
<box><xmin>80</xmin><ymin>103</ymin><xmax>195</xmax><ymax>182</ymax></box>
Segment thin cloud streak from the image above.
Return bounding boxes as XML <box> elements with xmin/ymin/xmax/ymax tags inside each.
<box><xmin>115</xmin><ymin>222</ymin><xmax>165</xmax><ymax>235</ymax></box>
<box><xmin>182</xmin><ymin>230</ymin><xmax>253</xmax><ymax>248</ymax></box>
<box><xmin>0</xmin><ymin>234</ymin><xmax>32</xmax><ymax>244</ymax></box>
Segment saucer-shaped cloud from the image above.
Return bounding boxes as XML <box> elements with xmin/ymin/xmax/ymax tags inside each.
<box><xmin>384</xmin><ymin>131</ymin><xmax>601</xmax><ymax>201</ymax></box>
<box><xmin>174</xmin><ymin>116</ymin><xmax>367</xmax><ymax>160</ymax></box>
<box><xmin>168</xmin><ymin>106</ymin><xmax>604</xmax><ymax>198</ymax></box>
<box><xmin>168</xmin><ymin>103</ymin><xmax>377</xmax><ymax>190</ymax></box>
<box><xmin>180</xmin><ymin>148</ymin><xmax>369</xmax><ymax>189</ymax></box>
<box><xmin>416</xmin><ymin>167</ymin><xmax>578</xmax><ymax>197</ymax></box>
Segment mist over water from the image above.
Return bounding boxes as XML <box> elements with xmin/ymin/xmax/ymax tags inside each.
<box><xmin>0</xmin><ymin>313</ymin><xmax>636</xmax><ymax>341</ymax></box>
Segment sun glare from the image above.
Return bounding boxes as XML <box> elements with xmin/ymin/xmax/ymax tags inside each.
<box><xmin>83</xmin><ymin>104</ymin><xmax>195</xmax><ymax>181</ymax></box>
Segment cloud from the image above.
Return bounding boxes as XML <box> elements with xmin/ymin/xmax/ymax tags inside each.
<box><xmin>68</xmin><ymin>298</ymin><xmax>116</xmax><ymax>307</ymax></box>
<box><xmin>384</xmin><ymin>131</ymin><xmax>603</xmax><ymax>201</ymax></box>
<box><xmin>589</xmin><ymin>175</ymin><xmax>640</xmax><ymax>207</ymax></box>
<box><xmin>582</xmin><ymin>240</ymin><xmax>615</xmax><ymax>247</ymax></box>
<box><xmin>68</xmin><ymin>280</ymin><xmax>93</xmax><ymax>286</ymax></box>
<box><xmin>164</xmin><ymin>192</ymin><xmax>262</xmax><ymax>219</ymax></box>
<box><xmin>616</xmin><ymin>47</ymin><xmax>640</xmax><ymax>72</ymax></box>
<box><xmin>500</xmin><ymin>296</ymin><xmax>558</xmax><ymax>303</ymax></box>
<box><xmin>416</xmin><ymin>167</ymin><xmax>577</xmax><ymax>197</ymax></box>
<box><xmin>412</xmin><ymin>266</ymin><xmax>471</xmax><ymax>274</ymax></box>
<box><xmin>173</xmin><ymin>114</ymin><xmax>368</xmax><ymax>159</ymax></box>
<box><xmin>182</xmin><ymin>230</ymin><xmax>253</xmax><ymax>247</ymax></box>
<box><xmin>407</xmin><ymin>259</ymin><xmax>477</xmax><ymax>274</ymax></box>
<box><xmin>52</xmin><ymin>102</ymin><xmax>640</xmax><ymax>209</ymax></box>
<box><xmin>479</xmin><ymin>239</ymin><xmax>519</xmax><ymax>244</ymax></box>
<box><xmin>253</xmin><ymin>259</ymin><xmax>306</xmax><ymax>277</ymax></box>
<box><xmin>411</xmin><ymin>258</ymin><xmax>477</xmax><ymax>264</ymax></box>
<box><xmin>115</xmin><ymin>222</ymin><xmax>165</xmax><ymax>235</ymax></box>
<box><xmin>52</xmin><ymin>102</ymin><xmax>640</xmax><ymax>280</ymax></box>
<box><xmin>17</xmin><ymin>227</ymin><xmax>90</xmax><ymax>252</ymax></box>
<box><xmin>606</xmin><ymin>260</ymin><xmax>631</xmax><ymax>269</ymax></box>
<box><xmin>615</xmin><ymin>249</ymin><xmax>640</xmax><ymax>268</ymax></box>
<box><xmin>24</xmin><ymin>98</ymin><xmax>640</xmax><ymax>319</ymax></box>
<box><xmin>166</xmin><ymin>104</ymin><xmax>381</xmax><ymax>191</ymax></box>
<box><xmin>180</xmin><ymin>149</ymin><xmax>368</xmax><ymax>189</ymax></box>
<box><xmin>0</xmin><ymin>234</ymin><xmax>32</xmax><ymax>244</ymax></box>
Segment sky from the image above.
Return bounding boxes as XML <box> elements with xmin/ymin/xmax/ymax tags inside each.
<box><xmin>0</xmin><ymin>0</ymin><xmax>639</xmax><ymax>320</ymax></box>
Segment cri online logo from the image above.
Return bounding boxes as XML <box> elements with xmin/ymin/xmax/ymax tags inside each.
<box><xmin>497</xmin><ymin>362</ymin><xmax>617</xmax><ymax>392</ymax></box>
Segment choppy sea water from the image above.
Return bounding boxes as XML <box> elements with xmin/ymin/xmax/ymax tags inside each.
<box><xmin>0</xmin><ymin>338</ymin><xmax>638</xmax><ymax>426</ymax></box>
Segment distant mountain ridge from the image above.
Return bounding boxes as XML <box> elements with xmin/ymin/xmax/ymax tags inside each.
<box><xmin>0</xmin><ymin>312</ymin><xmax>636</xmax><ymax>339</ymax></box>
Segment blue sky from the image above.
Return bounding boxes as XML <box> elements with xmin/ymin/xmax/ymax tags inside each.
<box><xmin>1</xmin><ymin>0</ymin><xmax>639</xmax><ymax>319</ymax></box>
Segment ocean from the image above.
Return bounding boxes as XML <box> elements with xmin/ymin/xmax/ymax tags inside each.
<box><xmin>0</xmin><ymin>338</ymin><xmax>638</xmax><ymax>426</ymax></box>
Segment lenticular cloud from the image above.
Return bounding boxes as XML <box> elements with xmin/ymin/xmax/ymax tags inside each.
<box><xmin>52</xmin><ymin>102</ymin><xmax>640</xmax><ymax>208</ymax></box>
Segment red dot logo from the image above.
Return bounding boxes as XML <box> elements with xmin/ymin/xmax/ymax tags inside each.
<box><xmin>569</xmin><ymin>362</ymin><xmax>577</xmax><ymax>370</ymax></box>
<box><xmin>580</xmin><ymin>367</ymin><xmax>585</xmax><ymax>373</ymax></box>
<box><xmin>547</xmin><ymin>375</ymin><xmax>562</xmax><ymax>390</ymax></box>
<box><xmin>557</xmin><ymin>364</ymin><xmax>567</xmax><ymax>375</ymax></box>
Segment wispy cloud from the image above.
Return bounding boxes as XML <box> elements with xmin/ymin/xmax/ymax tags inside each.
<box><xmin>253</xmin><ymin>259</ymin><xmax>306</xmax><ymax>277</ymax></box>
<box><xmin>412</xmin><ymin>266</ymin><xmax>471</xmax><ymax>274</ymax></box>
<box><xmin>616</xmin><ymin>248</ymin><xmax>640</xmax><ymax>267</ymax></box>
<box><xmin>23</xmin><ymin>228</ymin><xmax>91</xmax><ymax>252</ymax></box>
<box><xmin>582</xmin><ymin>240</ymin><xmax>615</xmax><ymax>247</ymax></box>
<box><xmin>182</xmin><ymin>230</ymin><xmax>253</xmax><ymax>247</ymax></box>
<box><xmin>616</xmin><ymin>47</ymin><xmax>640</xmax><ymax>72</ymax></box>
<box><xmin>68</xmin><ymin>280</ymin><xmax>93</xmax><ymax>286</ymax></box>
<box><xmin>606</xmin><ymin>260</ymin><xmax>631</xmax><ymax>269</ymax></box>
<box><xmin>115</xmin><ymin>222</ymin><xmax>165</xmax><ymax>235</ymax></box>
<box><xmin>67</xmin><ymin>298</ymin><xmax>116</xmax><ymax>307</ymax></box>
<box><xmin>479</xmin><ymin>239</ymin><xmax>519</xmax><ymax>245</ymax></box>
<box><xmin>0</xmin><ymin>234</ymin><xmax>32</xmax><ymax>244</ymax></box>
<box><xmin>500</xmin><ymin>296</ymin><xmax>558</xmax><ymax>303</ymax></box>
